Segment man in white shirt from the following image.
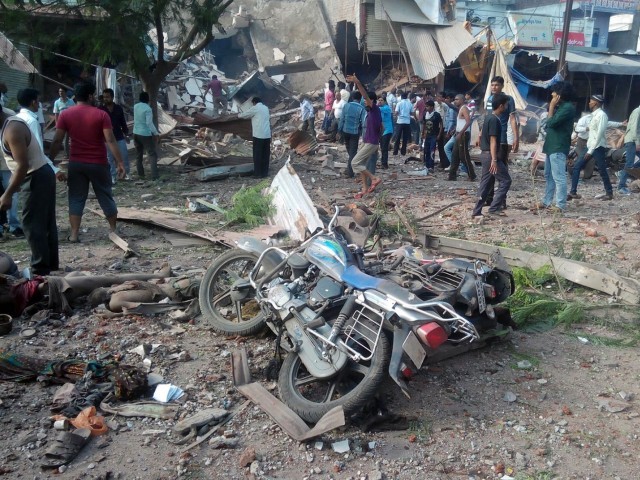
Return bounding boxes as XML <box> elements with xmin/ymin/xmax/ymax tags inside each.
<box><xmin>53</xmin><ymin>88</ymin><xmax>75</xmax><ymax>158</ymax></box>
<box><xmin>568</xmin><ymin>95</ymin><xmax>613</xmax><ymax>201</ymax></box>
<box><xmin>239</xmin><ymin>97</ymin><xmax>271</xmax><ymax>178</ymax></box>
<box><xmin>393</xmin><ymin>92</ymin><xmax>413</xmax><ymax>156</ymax></box>
<box><xmin>329</xmin><ymin>91</ymin><xmax>346</xmax><ymax>142</ymax></box>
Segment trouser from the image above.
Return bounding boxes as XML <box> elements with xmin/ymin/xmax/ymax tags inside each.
<box><xmin>322</xmin><ymin>110</ymin><xmax>332</xmax><ymax>133</ymax></box>
<box><xmin>19</xmin><ymin>164</ymin><xmax>58</xmax><ymax>275</ymax></box>
<box><xmin>570</xmin><ymin>146</ymin><xmax>611</xmax><ymax>195</ymax></box>
<box><xmin>436</xmin><ymin>132</ymin><xmax>450</xmax><ymax>168</ymax></box>
<box><xmin>543</xmin><ymin>152</ymin><xmax>567</xmax><ymax>210</ymax></box>
<box><xmin>619</xmin><ymin>141</ymin><xmax>640</xmax><ymax>188</ymax></box>
<box><xmin>107</xmin><ymin>138</ymin><xmax>130</xmax><ymax>179</ymax></box>
<box><xmin>393</xmin><ymin>124</ymin><xmax>411</xmax><ymax>155</ymax></box>
<box><xmin>343</xmin><ymin>132</ymin><xmax>360</xmax><ymax>177</ymax></box>
<box><xmin>444</xmin><ymin>135</ymin><xmax>455</xmax><ymax>163</ymax></box>
<box><xmin>328</xmin><ymin>117</ymin><xmax>341</xmax><ymax>142</ymax></box>
<box><xmin>423</xmin><ymin>136</ymin><xmax>437</xmax><ymax>170</ymax></box>
<box><xmin>300</xmin><ymin>118</ymin><xmax>316</xmax><ymax>138</ymax></box>
<box><xmin>252</xmin><ymin>137</ymin><xmax>271</xmax><ymax>178</ymax></box>
<box><xmin>212</xmin><ymin>95</ymin><xmax>228</xmax><ymax>116</ymax></box>
<box><xmin>448</xmin><ymin>132</ymin><xmax>475</xmax><ymax>180</ymax></box>
<box><xmin>0</xmin><ymin>169</ymin><xmax>21</xmax><ymax>233</ymax></box>
<box><xmin>380</xmin><ymin>133</ymin><xmax>392</xmax><ymax>168</ymax></box>
<box><xmin>134</xmin><ymin>134</ymin><xmax>158</xmax><ymax>179</ymax></box>
<box><xmin>569</xmin><ymin>138</ymin><xmax>594</xmax><ymax>180</ymax></box>
<box><xmin>410</xmin><ymin>118</ymin><xmax>420</xmax><ymax>145</ymax></box>
<box><xmin>486</xmin><ymin>144</ymin><xmax>510</xmax><ymax>206</ymax></box>
<box><xmin>472</xmin><ymin>152</ymin><xmax>512</xmax><ymax>216</ymax></box>
<box><xmin>352</xmin><ymin>143</ymin><xmax>379</xmax><ymax>174</ymax></box>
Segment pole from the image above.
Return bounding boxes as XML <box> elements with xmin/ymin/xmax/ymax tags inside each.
<box><xmin>557</xmin><ymin>0</ymin><xmax>575</xmax><ymax>75</ymax></box>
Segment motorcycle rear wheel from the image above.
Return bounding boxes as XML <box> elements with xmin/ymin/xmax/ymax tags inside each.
<box><xmin>198</xmin><ymin>249</ymin><xmax>266</xmax><ymax>336</ymax></box>
<box><xmin>278</xmin><ymin>329</ymin><xmax>390</xmax><ymax>423</ymax></box>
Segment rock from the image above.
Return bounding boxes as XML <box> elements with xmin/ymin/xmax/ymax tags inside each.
<box><xmin>517</xmin><ymin>360</ymin><xmax>532</xmax><ymax>369</ymax></box>
<box><xmin>249</xmin><ymin>461</ymin><xmax>260</xmax><ymax>475</ymax></box>
<box><xmin>504</xmin><ymin>391</ymin><xmax>517</xmax><ymax>402</ymax></box>
<box><xmin>314</xmin><ymin>441</ymin><xmax>324</xmax><ymax>450</ymax></box>
<box><xmin>369</xmin><ymin>469</ymin><xmax>384</xmax><ymax>480</ymax></box>
<box><xmin>332</xmin><ymin>439</ymin><xmax>350</xmax><ymax>453</ymax></box>
<box><xmin>141</xmin><ymin>193</ymin><xmax>155</xmax><ymax>200</ymax></box>
<box><xmin>597</xmin><ymin>398</ymin><xmax>631</xmax><ymax>413</ymax></box>
<box><xmin>239</xmin><ymin>447</ymin><xmax>256</xmax><ymax>467</ymax></box>
<box><xmin>585</xmin><ymin>228</ymin><xmax>598</xmax><ymax>237</ymax></box>
<box><xmin>597</xmin><ymin>236</ymin><xmax>608</xmax><ymax>244</ymax></box>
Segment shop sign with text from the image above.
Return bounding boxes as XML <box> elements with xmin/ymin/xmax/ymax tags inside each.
<box><xmin>553</xmin><ymin>31</ymin><xmax>586</xmax><ymax>47</ymax></box>
<box><xmin>508</xmin><ymin>14</ymin><xmax>553</xmax><ymax>48</ymax></box>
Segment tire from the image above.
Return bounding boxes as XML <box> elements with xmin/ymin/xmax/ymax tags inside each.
<box><xmin>198</xmin><ymin>249</ymin><xmax>266</xmax><ymax>336</ymax></box>
<box><xmin>277</xmin><ymin>325</ymin><xmax>390</xmax><ymax>423</ymax></box>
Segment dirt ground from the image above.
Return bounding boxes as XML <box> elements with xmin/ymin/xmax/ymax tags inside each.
<box><xmin>1</xmin><ymin>140</ymin><xmax>639</xmax><ymax>480</ymax></box>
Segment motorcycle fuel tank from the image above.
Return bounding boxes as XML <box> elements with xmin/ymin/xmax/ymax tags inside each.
<box><xmin>305</xmin><ymin>235</ymin><xmax>350</xmax><ymax>280</ymax></box>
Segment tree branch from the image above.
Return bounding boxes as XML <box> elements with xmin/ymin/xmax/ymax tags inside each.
<box><xmin>155</xmin><ymin>7</ymin><xmax>165</xmax><ymax>68</ymax></box>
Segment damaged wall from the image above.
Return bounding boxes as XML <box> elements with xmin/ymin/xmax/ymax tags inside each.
<box><xmin>239</xmin><ymin>0</ymin><xmax>341</xmax><ymax>94</ymax></box>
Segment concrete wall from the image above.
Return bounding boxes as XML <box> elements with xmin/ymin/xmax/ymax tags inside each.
<box><xmin>239</xmin><ymin>0</ymin><xmax>341</xmax><ymax>94</ymax></box>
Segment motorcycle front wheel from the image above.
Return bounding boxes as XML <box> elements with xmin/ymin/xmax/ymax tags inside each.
<box><xmin>278</xmin><ymin>330</ymin><xmax>390</xmax><ymax>423</ymax></box>
<box><xmin>198</xmin><ymin>249</ymin><xmax>266</xmax><ymax>336</ymax></box>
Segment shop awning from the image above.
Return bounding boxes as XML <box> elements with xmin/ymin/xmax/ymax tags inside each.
<box><xmin>401</xmin><ymin>23</ymin><xmax>476</xmax><ymax>80</ymax></box>
<box><xmin>522</xmin><ymin>49</ymin><xmax>640</xmax><ymax>75</ymax></box>
<box><xmin>374</xmin><ymin>0</ymin><xmax>436</xmax><ymax>25</ymax></box>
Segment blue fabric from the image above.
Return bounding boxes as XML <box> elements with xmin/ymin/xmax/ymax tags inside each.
<box><xmin>543</xmin><ymin>153</ymin><xmax>567</xmax><ymax>210</ymax></box>
<box><xmin>619</xmin><ymin>142</ymin><xmax>640</xmax><ymax>188</ymax></box>
<box><xmin>380</xmin><ymin>104</ymin><xmax>393</xmax><ymax>135</ymax></box>
<box><xmin>339</xmin><ymin>102</ymin><xmax>366</xmax><ymax>135</ymax></box>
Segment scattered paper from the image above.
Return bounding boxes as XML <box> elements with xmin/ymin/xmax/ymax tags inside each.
<box><xmin>153</xmin><ymin>384</ymin><xmax>184</xmax><ymax>403</ymax></box>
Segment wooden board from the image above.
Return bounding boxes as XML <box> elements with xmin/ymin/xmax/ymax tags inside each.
<box><xmin>424</xmin><ymin>234</ymin><xmax>640</xmax><ymax>305</ymax></box>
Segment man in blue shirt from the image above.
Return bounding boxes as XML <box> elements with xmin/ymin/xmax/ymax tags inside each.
<box><xmin>133</xmin><ymin>92</ymin><xmax>160</xmax><ymax>180</ymax></box>
<box><xmin>378</xmin><ymin>96</ymin><xmax>393</xmax><ymax>169</ymax></box>
<box><xmin>393</xmin><ymin>92</ymin><xmax>413</xmax><ymax>156</ymax></box>
<box><xmin>339</xmin><ymin>92</ymin><xmax>366</xmax><ymax>177</ymax></box>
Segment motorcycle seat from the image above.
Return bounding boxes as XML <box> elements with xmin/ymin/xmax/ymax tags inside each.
<box><xmin>342</xmin><ymin>265</ymin><xmax>421</xmax><ymax>304</ymax></box>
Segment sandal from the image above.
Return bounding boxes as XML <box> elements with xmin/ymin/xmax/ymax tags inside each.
<box><xmin>66</xmin><ymin>236</ymin><xmax>81</xmax><ymax>244</ymax></box>
<box><xmin>366</xmin><ymin>178</ymin><xmax>382</xmax><ymax>194</ymax></box>
<box><xmin>41</xmin><ymin>428</ymin><xmax>92</xmax><ymax>469</ymax></box>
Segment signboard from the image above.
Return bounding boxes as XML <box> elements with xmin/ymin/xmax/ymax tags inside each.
<box><xmin>553</xmin><ymin>31</ymin><xmax>586</xmax><ymax>47</ymax></box>
<box><xmin>508</xmin><ymin>13</ymin><xmax>553</xmax><ymax>48</ymax></box>
<box><xmin>579</xmin><ymin>0</ymin><xmax>639</xmax><ymax>14</ymax></box>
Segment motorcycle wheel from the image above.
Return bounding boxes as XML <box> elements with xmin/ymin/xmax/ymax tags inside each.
<box><xmin>278</xmin><ymin>329</ymin><xmax>390</xmax><ymax>423</ymax></box>
<box><xmin>198</xmin><ymin>249</ymin><xmax>266</xmax><ymax>336</ymax></box>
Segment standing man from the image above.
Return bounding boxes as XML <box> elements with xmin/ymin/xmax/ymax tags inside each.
<box><xmin>346</xmin><ymin>75</ymin><xmax>382</xmax><ymax>199</ymax></box>
<box><xmin>203</xmin><ymin>75</ymin><xmax>228</xmax><ymax>117</ymax></box>
<box><xmin>49</xmin><ymin>82</ymin><xmax>125</xmax><ymax>243</ymax></box>
<box><xmin>435</xmin><ymin>91</ymin><xmax>450</xmax><ymax>169</ymax></box>
<box><xmin>573</xmin><ymin>111</ymin><xmax>595</xmax><ymax>181</ymax></box>
<box><xmin>568</xmin><ymin>95</ymin><xmax>613</xmax><ymax>201</ymax></box>
<box><xmin>322</xmin><ymin>80</ymin><xmax>335</xmax><ymax>134</ymax></box>
<box><xmin>299</xmin><ymin>95</ymin><xmax>315</xmax><ymax>138</ymax></box>
<box><xmin>443</xmin><ymin>94</ymin><xmax>458</xmax><ymax>166</ymax></box>
<box><xmin>537</xmin><ymin>82</ymin><xmax>576</xmax><ymax>213</ymax></box>
<box><xmin>447</xmin><ymin>94</ymin><xmax>476</xmax><ymax>181</ymax></box>
<box><xmin>421</xmin><ymin>100</ymin><xmax>443</xmax><ymax>174</ymax></box>
<box><xmin>378</xmin><ymin>96</ymin><xmax>393</xmax><ymax>169</ymax></box>
<box><xmin>617</xmin><ymin>104</ymin><xmax>640</xmax><ymax>195</ymax></box>
<box><xmin>338</xmin><ymin>92</ymin><xmax>366</xmax><ymax>178</ymax></box>
<box><xmin>472</xmin><ymin>93</ymin><xmax>511</xmax><ymax>219</ymax></box>
<box><xmin>1</xmin><ymin>89</ymin><xmax>60</xmax><ymax>275</ymax></box>
<box><xmin>53</xmin><ymin>88</ymin><xmax>75</xmax><ymax>158</ymax></box>
<box><xmin>99</xmin><ymin>88</ymin><xmax>130</xmax><ymax>184</ymax></box>
<box><xmin>414</xmin><ymin>93</ymin><xmax>426</xmax><ymax>145</ymax></box>
<box><xmin>328</xmin><ymin>91</ymin><xmax>346</xmax><ymax>142</ymax></box>
<box><xmin>393</xmin><ymin>92</ymin><xmax>413</xmax><ymax>157</ymax></box>
<box><xmin>338</xmin><ymin>81</ymin><xmax>350</xmax><ymax>104</ymax></box>
<box><xmin>485</xmin><ymin>77</ymin><xmax>519</xmax><ymax>206</ymax></box>
<box><xmin>238</xmin><ymin>97</ymin><xmax>271</xmax><ymax>178</ymax></box>
<box><xmin>132</xmin><ymin>91</ymin><xmax>160</xmax><ymax>180</ymax></box>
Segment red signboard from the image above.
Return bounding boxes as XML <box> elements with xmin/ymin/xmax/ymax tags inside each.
<box><xmin>553</xmin><ymin>31</ymin><xmax>586</xmax><ymax>47</ymax></box>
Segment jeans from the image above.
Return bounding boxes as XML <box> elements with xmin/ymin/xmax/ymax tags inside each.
<box><xmin>619</xmin><ymin>141</ymin><xmax>640</xmax><ymax>188</ymax></box>
<box><xmin>343</xmin><ymin>132</ymin><xmax>360</xmax><ymax>177</ymax></box>
<box><xmin>410</xmin><ymin>118</ymin><xmax>420</xmax><ymax>145</ymax></box>
<box><xmin>423</xmin><ymin>136</ymin><xmax>437</xmax><ymax>170</ymax></box>
<box><xmin>571</xmin><ymin>146</ymin><xmax>611</xmax><ymax>195</ymax></box>
<box><xmin>322</xmin><ymin>110</ymin><xmax>332</xmax><ymax>133</ymax></box>
<box><xmin>393</xmin><ymin>123</ymin><xmax>411</xmax><ymax>155</ymax></box>
<box><xmin>436</xmin><ymin>132</ymin><xmax>449</xmax><ymax>168</ymax></box>
<box><xmin>300</xmin><ymin>117</ymin><xmax>316</xmax><ymax>138</ymax></box>
<box><xmin>472</xmin><ymin>152</ymin><xmax>512</xmax><ymax>216</ymax></box>
<box><xmin>1</xmin><ymin>169</ymin><xmax>21</xmax><ymax>233</ymax></box>
<box><xmin>542</xmin><ymin>153</ymin><xmax>567</xmax><ymax>210</ymax></box>
<box><xmin>448</xmin><ymin>132</ymin><xmax>475</xmax><ymax>180</ymax></box>
<box><xmin>107</xmin><ymin>139</ymin><xmax>130</xmax><ymax>179</ymax></box>
<box><xmin>133</xmin><ymin>134</ymin><xmax>159</xmax><ymax>179</ymax></box>
<box><xmin>380</xmin><ymin>133</ymin><xmax>392</xmax><ymax>167</ymax></box>
<box><xmin>444</xmin><ymin>135</ymin><xmax>455</xmax><ymax>163</ymax></box>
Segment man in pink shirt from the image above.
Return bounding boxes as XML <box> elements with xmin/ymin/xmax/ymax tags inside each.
<box><xmin>50</xmin><ymin>82</ymin><xmax>125</xmax><ymax>242</ymax></box>
<box><xmin>322</xmin><ymin>80</ymin><xmax>335</xmax><ymax>134</ymax></box>
<box><xmin>203</xmin><ymin>75</ymin><xmax>228</xmax><ymax>117</ymax></box>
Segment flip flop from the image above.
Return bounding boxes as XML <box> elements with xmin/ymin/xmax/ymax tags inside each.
<box><xmin>41</xmin><ymin>428</ymin><xmax>92</xmax><ymax>469</ymax></box>
<box><xmin>66</xmin><ymin>236</ymin><xmax>81</xmax><ymax>244</ymax></box>
<box><xmin>366</xmin><ymin>178</ymin><xmax>382</xmax><ymax>194</ymax></box>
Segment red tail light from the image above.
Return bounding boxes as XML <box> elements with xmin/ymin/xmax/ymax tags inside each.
<box><xmin>416</xmin><ymin>323</ymin><xmax>448</xmax><ymax>349</ymax></box>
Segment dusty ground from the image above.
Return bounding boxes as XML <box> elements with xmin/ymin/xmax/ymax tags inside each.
<box><xmin>1</xmin><ymin>139</ymin><xmax>639</xmax><ymax>480</ymax></box>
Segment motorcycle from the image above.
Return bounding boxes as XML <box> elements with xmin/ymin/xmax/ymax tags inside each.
<box><xmin>199</xmin><ymin>207</ymin><xmax>514</xmax><ymax>422</ymax></box>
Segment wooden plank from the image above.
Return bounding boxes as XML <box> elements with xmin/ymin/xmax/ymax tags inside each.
<box><xmin>423</xmin><ymin>234</ymin><xmax>640</xmax><ymax>305</ymax></box>
<box><xmin>163</xmin><ymin>232</ymin><xmax>212</xmax><ymax>247</ymax></box>
<box><xmin>108</xmin><ymin>232</ymin><xmax>139</xmax><ymax>257</ymax></box>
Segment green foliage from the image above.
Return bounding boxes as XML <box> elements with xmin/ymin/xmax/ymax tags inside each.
<box><xmin>224</xmin><ymin>181</ymin><xmax>275</xmax><ymax>228</ymax></box>
<box><xmin>512</xmin><ymin>266</ymin><xmax>554</xmax><ymax>288</ymax></box>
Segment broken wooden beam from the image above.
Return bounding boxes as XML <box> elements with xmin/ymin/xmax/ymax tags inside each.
<box><xmin>108</xmin><ymin>232</ymin><xmax>140</xmax><ymax>257</ymax></box>
<box><xmin>423</xmin><ymin>234</ymin><xmax>640</xmax><ymax>305</ymax></box>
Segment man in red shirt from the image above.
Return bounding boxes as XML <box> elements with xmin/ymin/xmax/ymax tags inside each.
<box><xmin>49</xmin><ymin>82</ymin><xmax>125</xmax><ymax>242</ymax></box>
<box><xmin>203</xmin><ymin>75</ymin><xmax>228</xmax><ymax>117</ymax></box>
<box><xmin>322</xmin><ymin>80</ymin><xmax>335</xmax><ymax>134</ymax></box>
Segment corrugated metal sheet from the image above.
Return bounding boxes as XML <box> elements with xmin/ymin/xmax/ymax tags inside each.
<box><xmin>364</xmin><ymin>4</ymin><xmax>405</xmax><ymax>53</ymax></box>
<box><xmin>0</xmin><ymin>38</ymin><xmax>33</xmax><ymax>104</ymax></box>
<box><xmin>431</xmin><ymin>23</ymin><xmax>476</xmax><ymax>66</ymax></box>
<box><xmin>374</xmin><ymin>0</ymin><xmax>436</xmax><ymax>25</ymax></box>
<box><xmin>401</xmin><ymin>26</ymin><xmax>443</xmax><ymax>80</ymax></box>
<box><xmin>288</xmin><ymin>130</ymin><xmax>318</xmax><ymax>156</ymax></box>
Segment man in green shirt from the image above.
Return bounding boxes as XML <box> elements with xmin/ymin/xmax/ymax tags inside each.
<box><xmin>537</xmin><ymin>82</ymin><xmax>576</xmax><ymax>213</ymax></box>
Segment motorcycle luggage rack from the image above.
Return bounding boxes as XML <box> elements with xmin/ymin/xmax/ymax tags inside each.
<box><xmin>399</xmin><ymin>259</ymin><xmax>464</xmax><ymax>293</ymax></box>
<box><xmin>338</xmin><ymin>305</ymin><xmax>384</xmax><ymax>362</ymax></box>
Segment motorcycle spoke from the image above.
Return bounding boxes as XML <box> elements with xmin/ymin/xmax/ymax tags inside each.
<box><xmin>233</xmin><ymin>301</ymin><xmax>244</xmax><ymax>324</ymax></box>
<box><xmin>347</xmin><ymin>360</ymin><xmax>370</xmax><ymax>377</ymax></box>
<box><xmin>294</xmin><ymin>374</ymin><xmax>320</xmax><ymax>388</ymax></box>
<box><xmin>321</xmin><ymin>381</ymin><xmax>338</xmax><ymax>403</ymax></box>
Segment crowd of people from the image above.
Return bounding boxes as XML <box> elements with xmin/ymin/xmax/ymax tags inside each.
<box><xmin>302</xmin><ymin>75</ymin><xmax>640</xmax><ymax>216</ymax></box>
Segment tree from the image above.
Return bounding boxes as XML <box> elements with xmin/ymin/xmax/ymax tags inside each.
<box><xmin>0</xmin><ymin>0</ymin><xmax>233</xmax><ymax>123</ymax></box>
